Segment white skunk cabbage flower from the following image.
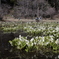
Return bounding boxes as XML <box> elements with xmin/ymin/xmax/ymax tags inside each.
<box><xmin>49</xmin><ymin>36</ymin><xmax>54</xmax><ymax>42</ymax></box>
<box><xmin>26</xmin><ymin>40</ymin><xmax>29</xmax><ymax>45</ymax></box>
<box><xmin>55</xmin><ymin>39</ymin><xmax>59</xmax><ymax>44</ymax></box>
<box><xmin>19</xmin><ymin>35</ymin><xmax>21</xmax><ymax>38</ymax></box>
<box><xmin>55</xmin><ymin>27</ymin><xmax>59</xmax><ymax>31</ymax></box>
<box><xmin>19</xmin><ymin>35</ymin><xmax>22</xmax><ymax>41</ymax></box>
<box><xmin>30</xmin><ymin>38</ymin><xmax>34</xmax><ymax>42</ymax></box>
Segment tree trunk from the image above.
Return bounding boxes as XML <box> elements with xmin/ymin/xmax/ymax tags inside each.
<box><xmin>36</xmin><ymin>0</ymin><xmax>39</xmax><ymax>18</ymax></box>
<box><xmin>37</xmin><ymin>6</ymin><xmax>39</xmax><ymax>17</ymax></box>
<box><xmin>55</xmin><ymin>0</ymin><xmax>58</xmax><ymax>12</ymax></box>
<box><xmin>0</xmin><ymin>0</ymin><xmax>1</xmax><ymax>7</ymax></box>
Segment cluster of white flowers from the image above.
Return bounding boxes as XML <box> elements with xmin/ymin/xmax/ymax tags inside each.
<box><xmin>8</xmin><ymin>22</ymin><xmax>59</xmax><ymax>52</ymax></box>
<box><xmin>23</xmin><ymin>23</ymin><xmax>59</xmax><ymax>37</ymax></box>
<box><xmin>10</xmin><ymin>35</ymin><xmax>57</xmax><ymax>49</ymax></box>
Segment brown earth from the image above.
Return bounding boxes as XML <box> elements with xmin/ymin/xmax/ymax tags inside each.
<box><xmin>2</xmin><ymin>15</ymin><xmax>59</xmax><ymax>22</ymax></box>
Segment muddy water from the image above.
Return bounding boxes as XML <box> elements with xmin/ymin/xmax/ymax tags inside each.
<box><xmin>0</xmin><ymin>32</ymin><xmax>59</xmax><ymax>59</ymax></box>
<box><xmin>0</xmin><ymin>49</ymin><xmax>59</xmax><ymax>59</ymax></box>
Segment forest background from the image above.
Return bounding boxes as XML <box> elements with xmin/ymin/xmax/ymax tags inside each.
<box><xmin>0</xmin><ymin>0</ymin><xmax>59</xmax><ymax>20</ymax></box>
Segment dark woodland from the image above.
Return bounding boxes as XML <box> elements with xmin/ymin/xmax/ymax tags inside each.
<box><xmin>0</xmin><ymin>0</ymin><xmax>59</xmax><ymax>19</ymax></box>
